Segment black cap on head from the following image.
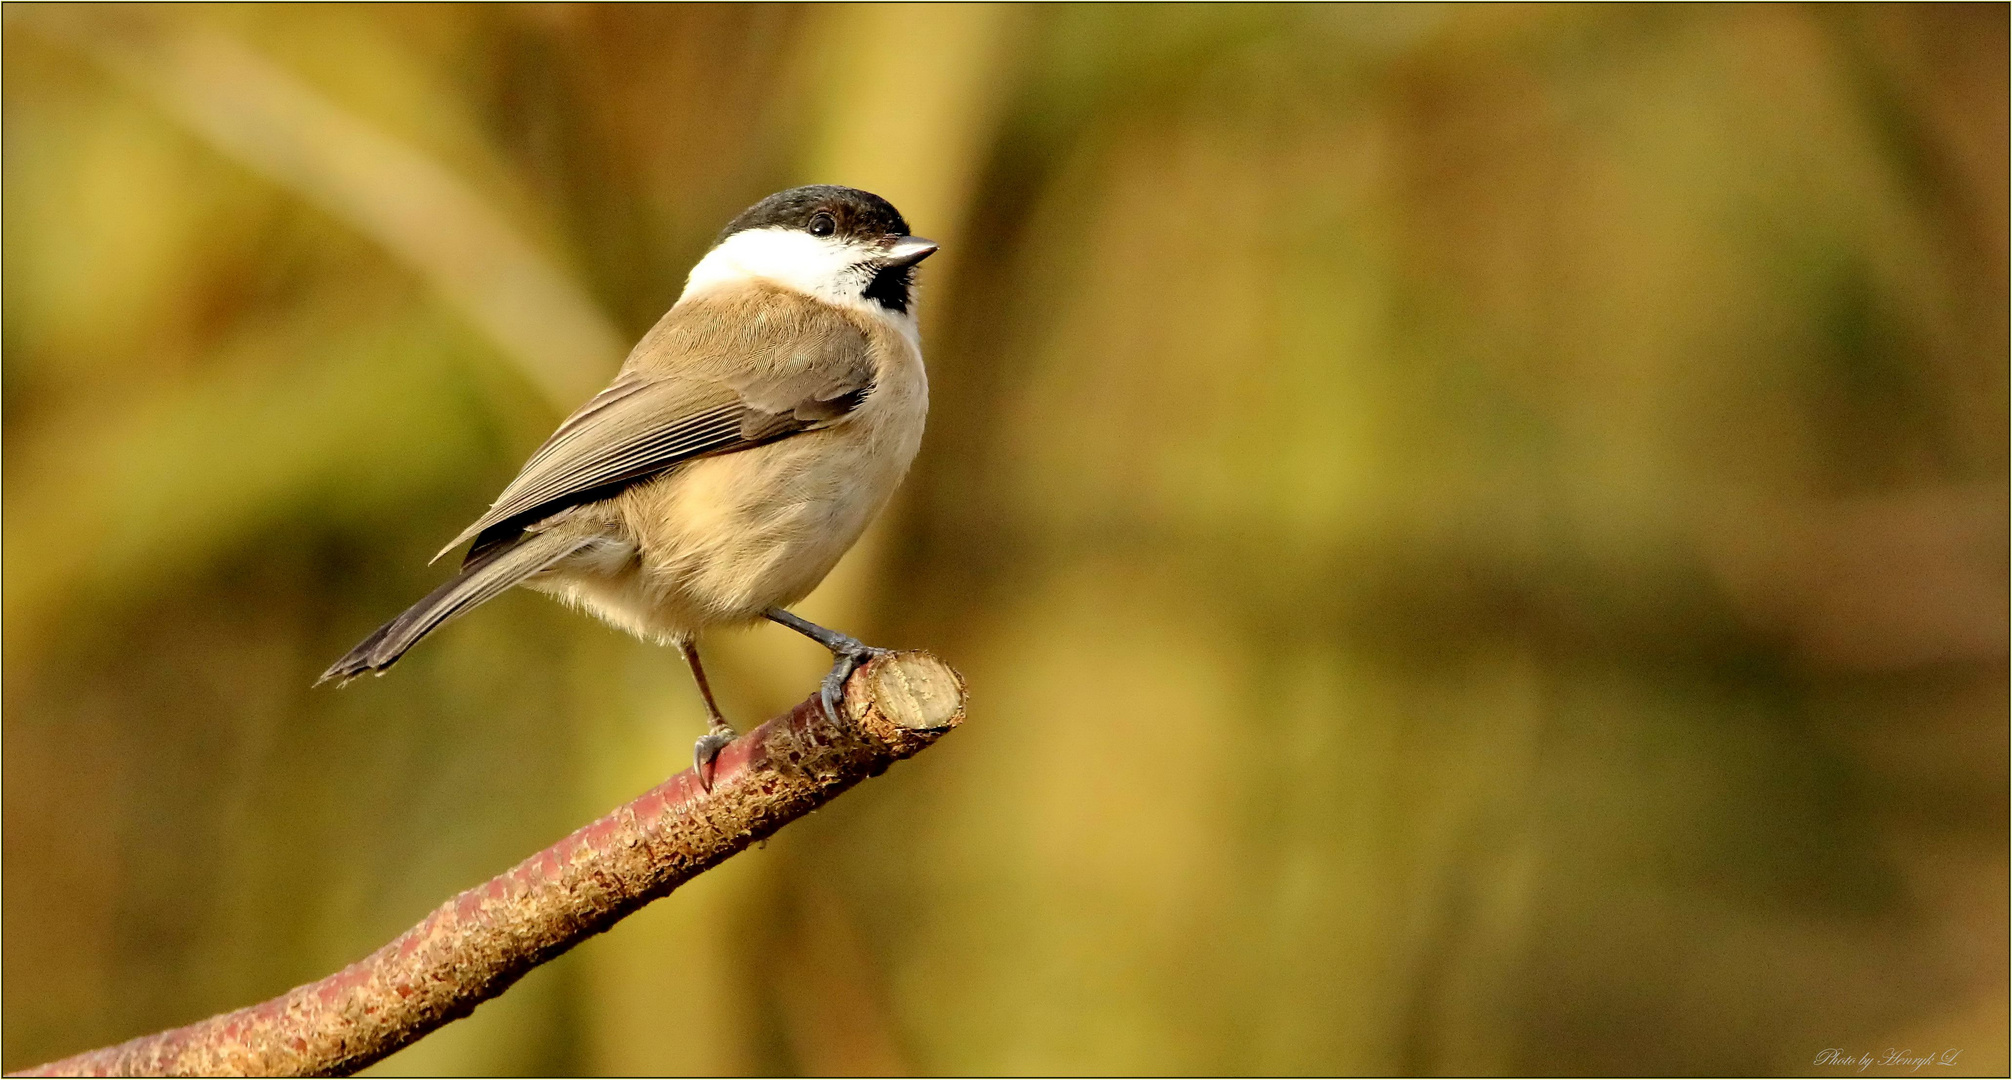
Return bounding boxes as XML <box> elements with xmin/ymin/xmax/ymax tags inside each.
<box><xmin>719</xmin><ymin>185</ymin><xmax>911</xmax><ymax>245</ymax></box>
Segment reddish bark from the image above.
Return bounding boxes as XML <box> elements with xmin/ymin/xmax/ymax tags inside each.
<box><xmin>14</xmin><ymin>651</ymin><xmax>965</xmax><ymax>1078</ymax></box>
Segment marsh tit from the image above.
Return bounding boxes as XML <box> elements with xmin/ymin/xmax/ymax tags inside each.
<box><xmin>321</xmin><ymin>185</ymin><xmax>937</xmax><ymax>787</ymax></box>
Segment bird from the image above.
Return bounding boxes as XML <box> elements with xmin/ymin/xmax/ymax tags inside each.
<box><xmin>320</xmin><ymin>185</ymin><xmax>937</xmax><ymax>789</ymax></box>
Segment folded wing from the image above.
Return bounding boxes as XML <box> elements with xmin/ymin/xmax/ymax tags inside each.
<box><xmin>438</xmin><ymin>297</ymin><xmax>878</xmax><ymax>564</ymax></box>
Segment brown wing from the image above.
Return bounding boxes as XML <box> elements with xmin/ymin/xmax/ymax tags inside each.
<box><xmin>435</xmin><ymin>291</ymin><xmax>876</xmax><ymax>563</ymax></box>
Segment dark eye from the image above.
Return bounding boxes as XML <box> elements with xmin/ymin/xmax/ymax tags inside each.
<box><xmin>807</xmin><ymin>211</ymin><xmax>836</xmax><ymax>238</ymax></box>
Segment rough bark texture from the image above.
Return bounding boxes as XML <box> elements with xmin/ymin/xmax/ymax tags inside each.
<box><xmin>13</xmin><ymin>651</ymin><xmax>965</xmax><ymax>1078</ymax></box>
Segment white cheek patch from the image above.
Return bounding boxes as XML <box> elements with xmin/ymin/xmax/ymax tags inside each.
<box><xmin>682</xmin><ymin>228</ymin><xmax>877</xmax><ymax>309</ymax></box>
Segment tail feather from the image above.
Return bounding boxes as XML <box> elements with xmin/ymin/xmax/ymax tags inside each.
<box><xmin>318</xmin><ymin>530</ymin><xmax>588</xmax><ymax>686</ymax></box>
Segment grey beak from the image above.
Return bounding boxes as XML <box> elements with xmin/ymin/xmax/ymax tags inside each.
<box><xmin>882</xmin><ymin>236</ymin><xmax>939</xmax><ymax>269</ymax></box>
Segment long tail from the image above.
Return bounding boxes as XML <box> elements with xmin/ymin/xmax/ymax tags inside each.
<box><xmin>318</xmin><ymin>530</ymin><xmax>590</xmax><ymax>686</ymax></box>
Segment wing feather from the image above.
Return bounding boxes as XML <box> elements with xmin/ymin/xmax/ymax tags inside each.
<box><xmin>435</xmin><ymin>289</ymin><xmax>877</xmax><ymax>563</ymax></box>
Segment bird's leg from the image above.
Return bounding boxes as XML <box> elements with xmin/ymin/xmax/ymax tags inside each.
<box><xmin>681</xmin><ymin>640</ymin><xmax>735</xmax><ymax>792</ymax></box>
<box><xmin>763</xmin><ymin>607</ymin><xmax>892</xmax><ymax>723</ymax></box>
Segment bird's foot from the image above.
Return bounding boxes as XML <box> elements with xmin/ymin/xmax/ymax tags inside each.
<box><xmin>693</xmin><ymin>721</ymin><xmax>737</xmax><ymax>793</ymax></box>
<box><xmin>760</xmin><ymin>608</ymin><xmax>895</xmax><ymax>724</ymax></box>
<box><xmin>819</xmin><ymin>642</ymin><xmax>893</xmax><ymax>723</ymax></box>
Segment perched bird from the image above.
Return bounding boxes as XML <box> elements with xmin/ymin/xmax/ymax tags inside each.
<box><xmin>320</xmin><ymin>185</ymin><xmax>936</xmax><ymax>787</ymax></box>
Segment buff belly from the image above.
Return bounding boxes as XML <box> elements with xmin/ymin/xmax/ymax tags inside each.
<box><xmin>525</xmin><ymin>406</ymin><xmax>921</xmax><ymax>644</ymax></box>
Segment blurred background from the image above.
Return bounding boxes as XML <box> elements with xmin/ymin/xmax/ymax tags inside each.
<box><xmin>4</xmin><ymin>4</ymin><xmax>2006</xmax><ymax>1075</ymax></box>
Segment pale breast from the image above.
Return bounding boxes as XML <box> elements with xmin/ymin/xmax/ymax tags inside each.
<box><xmin>579</xmin><ymin>306</ymin><xmax>926</xmax><ymax>637</ymax></box>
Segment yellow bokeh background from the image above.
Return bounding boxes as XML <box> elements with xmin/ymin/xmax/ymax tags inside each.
<box><xmin>4</xmin><ymin>5</ymin><xmax>2005</xmax><ymax>1075</ymax></box>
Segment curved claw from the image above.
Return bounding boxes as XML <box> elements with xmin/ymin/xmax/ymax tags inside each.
<box><xmin>819</xmin><ymin>666</ymin><xmax>849</xmax><ymax>724</ymax></box>
<box><xmin>693</xmin><ymin>730</ymin><xmax>735</xmax><ymax>792</ymax></box>
<box><xmin>818</xmin><ymin>647</ymin><xmax>891</xmax><ymax>723</ymax></box>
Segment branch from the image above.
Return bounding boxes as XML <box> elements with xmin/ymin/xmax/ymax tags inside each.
<box><xmin>13</xmin><ymin>651</ymin><xmax>966</xmax><ymax>1078</ymax></box>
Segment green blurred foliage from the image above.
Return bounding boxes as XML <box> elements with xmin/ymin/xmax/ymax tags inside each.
<box><xmin>4</xmin><ymin>4</ymin><xmax>2005</xmax><ymax>1075</ymax></box>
